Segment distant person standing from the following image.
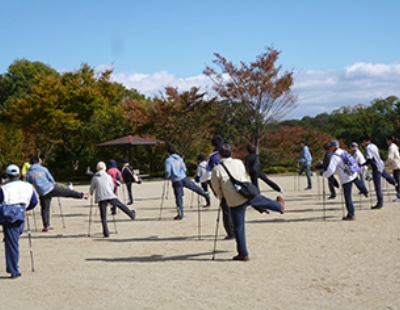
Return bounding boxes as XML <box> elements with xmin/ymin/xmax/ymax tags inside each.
<box><xmin>25</xmin><ymin>156</ymin><xmax>89</xmax><ymax>232</ymax></box>
<box><xmin>385</xmin><ymin>135</ymin><xmax>400</xmax><ymax>201</ymax></box>
<box><xmin>350</xmin><ymin>142</ymin><xmax>370</xmax><ymax>186</ymax></box>
<box><xmin>121</xmin><ymin>159</ymin><xmax>141</xmax><ymax>205</ymax></box>
<box><xmin>165</xmin><ymin>146</ymin><xmax>211</xmax><ymax>220</ymax></box>
<box><xmin>195</xmin><ymin>154</ymin><xmax>211</xmax><ymax>194</ymax></box>
<box><xmin>360</xmin><ymin>134</ymin><xmax>399</xmax><ymax>209</ymax></box>
<box><xmin>107</xmin><ymin>159</ymin><xmax>124</xmax><ymax>215</ymax></box>
<box><xmin>21</xmin><ymin>154</ymin><xmax>34</xmax><ymax>180</ymax></box>
<box><xmin>297</xmin><ymin>139</ymin><xmax>312</xmax><ymax>190</ymax></box>
<box><xmin>90</xmin><ymin>161</ymin><xmax>136</xmax><ymax>237</ymax></box>
<box><xmin>321</xmin><ymin>143</ymin><xmax>339</xmax><ymax>199</ymax></box>
<box><xmin>244</xmin><ymin>143</ymin><xmax>282</xmax><ymax>193</ymax></box>
<box><xmin>0</xmin><ymin>164</ymin><xmax>38</xmax><ymax>278</ymax></box>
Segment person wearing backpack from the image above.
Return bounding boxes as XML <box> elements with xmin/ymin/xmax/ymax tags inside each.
<box><xmin>322</xmin><ymin>140</ymin><xmax>368</xmax><ymax>220</ymax></box>
<box><xmin>319</xmin><ymin>143</ymin><xmax>340</xmax><ymax>199</ymax></box>
<box><xmin>360</xmin><ymin>135</ymin><xmax>399</xmax><ymax>209</ymax></box>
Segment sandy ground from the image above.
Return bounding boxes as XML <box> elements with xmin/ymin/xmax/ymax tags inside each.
<box><xmin>1</xmin><ymin>174</ymin><xmax>400</xmax><ymax>310</ymax></box>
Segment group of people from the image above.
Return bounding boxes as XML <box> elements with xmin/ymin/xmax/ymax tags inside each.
<box><xmin>164</xmin><ymin>135</ymin><xmax>285</xmax><ymax>261</ymax></box>
<box><xmin>2</xmin><ymin>133</ymin><xmax>400</xmax><ymax>277</ymax></box>
<box><xmin>312</xmin><ymin>134</ymin><xmax>400</xmax><ymax>221</ymax></box>
<box><xmin>0</xmin><ymin>156</ymin><xmax>142</xmax><ymax>278</ymax></box>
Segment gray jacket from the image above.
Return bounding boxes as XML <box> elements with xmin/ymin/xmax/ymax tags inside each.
<box><xmin>89</xmin><ymin>170</ymin><xmax>117</xmax><ymax>203</ymax></box>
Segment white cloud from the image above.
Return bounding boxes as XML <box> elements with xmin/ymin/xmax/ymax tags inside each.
<box><xmin>109</xmin><ymin>62</ymin><xmax>400</xmax><ymax>119</ymax></box>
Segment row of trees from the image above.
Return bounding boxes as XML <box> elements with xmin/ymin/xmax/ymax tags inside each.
<box><xmin>1</xmin><ymin>48</ymin><xmax>398</xmax><ymax>180</ymax></box>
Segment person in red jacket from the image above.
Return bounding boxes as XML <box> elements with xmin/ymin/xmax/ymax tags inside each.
<box><xmin>107</xmin><ymin>159</ymin><xmax>124</xmax><ymax>215</ymax></box>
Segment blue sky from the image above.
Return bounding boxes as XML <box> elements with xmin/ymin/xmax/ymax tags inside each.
<box><xmin>1</xmin><ymin>0</ymin><xmax>399</xmax><ymax>119</ymax></box>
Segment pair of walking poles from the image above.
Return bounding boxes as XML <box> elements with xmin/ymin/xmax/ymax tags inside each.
<box><xmin>159</xmin><ymin>180</ymin><xmax>202</xmax><ymax>240</ymax></box>
<box><xmin>87</xmin><ymin>197</ymin><xmax>118</xmax><ymax>237</ymax></box>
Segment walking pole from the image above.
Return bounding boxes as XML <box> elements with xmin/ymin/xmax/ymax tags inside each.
<box><xmin>57</xmin><ymin>197</ymin><xmax>66</xmax><ymax>228</ymax></box>
<box><xmin>317</xmin><ymin>174</ymin><xmax>321</xmax><ymax>200</ymax></box>
<box><xmin>368</xmin><ymin>179</ymin><xmax>372</xmax><ymax>207</ymax></box>
<box><xmin>88</xmin><ymin>197</ymin><xmax>93</xmax><ymax>237</ymax></box>
<box><xmin>322</xmin><ymin>177</ymin><xmax>326</xmax><ymax>221</ymax></box>
<box><xmin>211</xmin><ymin>206</ymin><xmax>221</xmax><ymax>260</ymax></box>
<box><xmin>340</xmin><ymin>188</ymin><xmax>345</xmax><ymax>218</ymax></box>
<box><xmin>112</xmin><ymin>213</ymin><xmax>118</xmax><ymax>234</ymax></box>
<box><xmin>159</xmin><ymin>180</ymin><xmax>167</xmax><ymax>220</ymax></box>
<box><xmin>190</xmin><ymin>190</ymin><xmax>194</xmax><ymax>209</ymax></box>
<box><xmin>197</xmin><ymin>193</ymin><xmax>201</xmax><ymax>240</ymax></box>
<box><xmin>165</xmin><ymin>180</ymin><xmax>169</xmax><ymax>199</ymax></box>
<box><xmin>31</xmin><ymin>208</ymin><xmax>38</xmax><ymax>232</ymax></box>
<box><xmin>25</xmin><ymin>212</ymin><xmax>35</xmax><ymax>272</ymax></box>
<box><xmin>122</xmin><ymin>185</ymin><xmax>126</xmax><ymax>204</ymax></box>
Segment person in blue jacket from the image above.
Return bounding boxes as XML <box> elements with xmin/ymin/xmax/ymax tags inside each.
<box><xmin>0</xmin><ymin>164</ymin><xmax>38</xmax><ymax>278</ymax></box>
<box><xmin>165</xmin><ymin>146</ymin><xmax>210</xmax><ymax>220</ymax></box>
<box><xmin>25</xmin><ymin>156</ymin><xmax>89</xmax><ymax>232</ymax></box>
<box><xmin>297</xmin><ymin>139</ymin><xmax>313</xmax><ymax>190</ymax></box>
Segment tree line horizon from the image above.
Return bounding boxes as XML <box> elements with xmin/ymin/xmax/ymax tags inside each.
<box><xmin>1</xmin><ymin>47</ymin><xmax>399</xmax><ymax>181</ymax></box>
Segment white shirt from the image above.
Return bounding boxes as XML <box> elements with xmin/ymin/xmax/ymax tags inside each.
<box><xmin>352</xmin><ymin>148</ymin><xmax>368</xmax><ymax>174</ymax></box>
<box><xmin>322</xmin><ymin>148</ymin><xmax>357</xmax><ymax>185</ymax></box>
<box><xmin>364</xmin><ymin>142</ymin><xmax>384</xmax><ymax>172</ymax></box>
<box><xmin>386</xmin><ymin>143</ymin><xmax>400</xmax><ymax>170</ymax></box>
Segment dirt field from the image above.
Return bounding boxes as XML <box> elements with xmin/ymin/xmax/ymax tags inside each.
<box><xmin>1</xmin><ymin>175</ymin><xmax>399</xmax><ymax>309</ymax></box>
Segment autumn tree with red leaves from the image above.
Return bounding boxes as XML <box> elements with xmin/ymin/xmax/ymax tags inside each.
<box><xmin>204</xmin><ymin>47</ymin><xmax>297</xmax><ymax>150</ymax></box>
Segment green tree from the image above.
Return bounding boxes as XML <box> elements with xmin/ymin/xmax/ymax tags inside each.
<box><xmin>204</xmin><ymin>47</ymin><xmax>297</xmax><ymax>150</ymax></box>
<box><xmin>7</xmin><ymin>64</ymin><xmax>131</xmax><ymax>170</ymax></box>
<box><xmin>0</xmin><ymin>59</ymin><xmax>58</xmax><ymax>120</ymax></box>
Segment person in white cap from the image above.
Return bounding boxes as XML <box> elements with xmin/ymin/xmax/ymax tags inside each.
<box><xmin>0</xmin><ymin>164</ymin><xmax>38</xmax><ymax>278</ymax></box>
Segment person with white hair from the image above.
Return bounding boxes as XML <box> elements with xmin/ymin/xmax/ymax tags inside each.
<box><xmin>89</xmin><ymin>161</ymin><xmax>136</xmax><ymax>237</ymax></box>
<box><xmin>0</xmin><ymin>164</ymin><xmax>38</xmax><ymax>278</ymax></box>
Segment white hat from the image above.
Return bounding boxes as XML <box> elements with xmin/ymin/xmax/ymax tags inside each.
<box><xmin>6</xmin><ymin>164</ymin><xmax>20</xmax><ymax>177</ymax></box>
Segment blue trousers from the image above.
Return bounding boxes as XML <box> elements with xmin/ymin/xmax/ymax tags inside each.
<box><xmin>343</xmin><ymin>181</ymin><xmax>355</xmax><ymax>217</ymax></box>
<box><xmin>172</xmin><ymin>178</ymin><xmax>210</xmax><ymax>217</ymax></box>
<box><xmin>372</xmin><ymin>169</ymin><xmax>396</xmax><ymax>207</ymax></box>
<box><xmin>230</xmin><ymin>204</ymin><xmax>249</xmax><ymax>256</ymax></box>
<box><xmin>230</xmin><ymin>194</ymin><xmax>282</xmax><ymax>257</ymax></box>
<box><xmin>2</xmin><ymin>221</ymin><xmax>24</xmax><ymax>275</ymax></box>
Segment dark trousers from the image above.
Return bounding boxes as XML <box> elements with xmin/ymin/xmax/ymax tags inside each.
<box><xmin>221</xmin><ymin>198</ymin><xmax>234</xmax><ymax>237</ymax></box>
<box><xmin>327</xmin><ymin>176</ymin><xmax>338</xmax><ymax>197</ymax></box>
<box><xmin>125</xmin><ymin>182</ymin><xmax>133</xmax><ymax>203</ymax></box>
<box><xmin>2</xmin><ymin>221</ymin><xmax>24</xmax><ymax>275</ymax></box>
<box><xmin>39</xmin><ymin>185</ymin><xmax>84</xmax><ymax>228</ymax></box>
<box><xmin>249</xmin><ymin>170</ymin><xmax>281</xmax><ymax>192</ymax></box>
<box><xmin>230</xmin><ymin>203</ymin><xmax>248</xmax><ymax>257</ymax></box>
<box><xmin>172</xmin><ymin>178</ymin><xmax>210</xmax><ymax>217</ymax></box>
<box><xmin>99</xmin><ymin>198</ymin><xmax>135</xmax><ymax>237</ymax></box>
<box><xmin>343</xmin><ymin>181</ymin><xmax>355</xmax><ymax>217</ymax></box>
<box><xmin>353</xmin><ymin>177</ymin><xmax>369</xmax><ymax>195</ymax></box>
<box><xmin>200</xmin><ymin>181</ymin><xmax>209</xmax><ymax>193</ymax></box>
<box><xmin>372</xmin><ymin>168</ymin><xmax>396</xmax><ymax>207</ymax></box>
